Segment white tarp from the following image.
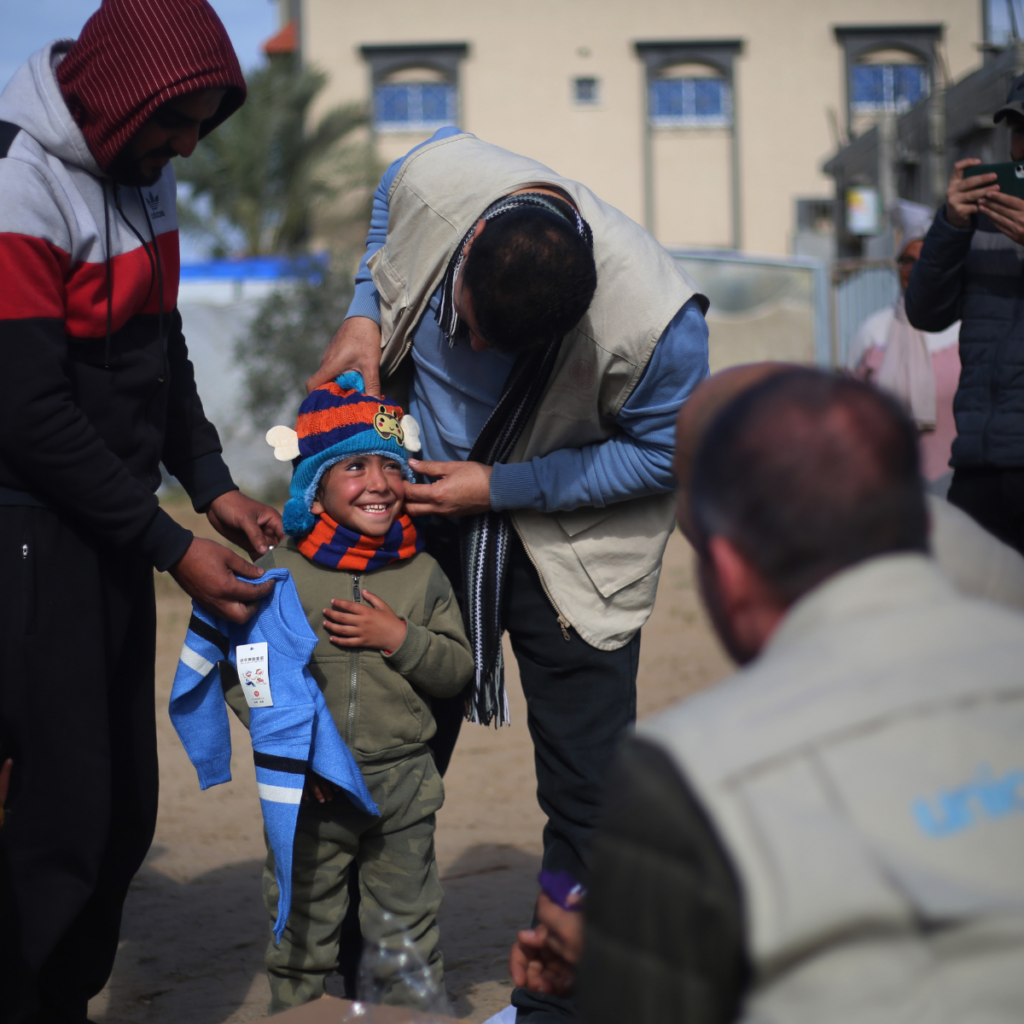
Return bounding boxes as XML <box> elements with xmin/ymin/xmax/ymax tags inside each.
<box><xmin>178</xmin><ymin>281</ymin><xmax>289</xmax><ymax>496</ymax></box>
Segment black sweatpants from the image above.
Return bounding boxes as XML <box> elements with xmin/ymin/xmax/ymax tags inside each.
<box><xmin>948</xmin><ymin>467</ymin><xmax>1024</xmax><ymax>554</ymax></box>
<box><xmin>0</xmin><ymin>506</ymin><xmax>159</xmax><ymax>1024</ymax></box>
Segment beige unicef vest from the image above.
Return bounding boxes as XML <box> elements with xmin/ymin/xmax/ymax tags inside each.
<box><xmin>370</xmin><ymin>132</ymin><xmax>706</xmax><ymax>650</ymax></box>
<box><xmin>640</xmin><ymin>554</ymin><xmax>1024</xmax><ymax>1024</ymax></box>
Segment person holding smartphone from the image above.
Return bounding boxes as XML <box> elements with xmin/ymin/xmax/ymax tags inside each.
<box><xmin>904</xmin><ymin>74</ymin><xmax>1024</xmax><ymax>553</ymax></box>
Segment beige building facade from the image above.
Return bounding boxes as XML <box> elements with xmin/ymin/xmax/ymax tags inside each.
<box><xmin>274</xmin><ymin>0</ymin><xmax>982</xmax><ymax>258</ymax></box>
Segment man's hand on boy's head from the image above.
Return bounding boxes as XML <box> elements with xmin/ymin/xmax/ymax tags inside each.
<box><xmin>207</xmin><ymin>490</ymin><xmax>284</xmax><ymax>559</ymax></box>
<box><xmin>323</xmin><ymin>590</ymin><xmax>407</xmax><ymax>653</ymax></box>
<box><xmin>170</xmin><ymin>537</ymin><xmax>275</xmax><ymax>624</ymax></box>
<box><xmin>306</xmin><ymin>315</ymin><xmax>383</xmax><ymax>396</ymax></box>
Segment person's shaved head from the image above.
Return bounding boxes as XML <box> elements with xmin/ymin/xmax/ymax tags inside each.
<box><xmin>674</xmin><ymin>362</ymin><xmax>790</xmax><ymax>540</ymax></box>
<box><xmin>691</xmin><ymin>368</ymin><xmax>928</xmax><ymax>605</ymax></box>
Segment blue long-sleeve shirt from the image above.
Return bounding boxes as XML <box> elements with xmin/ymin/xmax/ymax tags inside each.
<box><xmin>345</xmin><ymin>128</ymin><xmax>709</xmax><ymax>513</ymax></box>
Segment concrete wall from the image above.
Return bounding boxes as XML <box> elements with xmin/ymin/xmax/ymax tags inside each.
<box><xmin>179</xmin><ymin>284</ymin><xmax>290</xmax><ymax>497</ymax></box>
<box><xmin>293</xmin><ymin>0</ymin><xmax>981</xmax><ymax>256</ymax></box>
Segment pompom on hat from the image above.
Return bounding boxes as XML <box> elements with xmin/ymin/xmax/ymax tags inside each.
<box><xmin>268</xmin><ymin>371</ymin><xmax>422</xmax><ymax>537</ymax></box>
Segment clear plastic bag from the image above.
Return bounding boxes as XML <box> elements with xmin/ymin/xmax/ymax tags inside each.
<box><xmin>343</xmin><ymin>910</ymin><xmax>450</xmax><ymax>1021</ymax></box>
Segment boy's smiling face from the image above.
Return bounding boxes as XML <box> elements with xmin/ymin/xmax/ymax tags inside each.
<box><xmin>311</xmin><ymin>454</ymin><xmax>405</xmax><ymax>537</ymax></box>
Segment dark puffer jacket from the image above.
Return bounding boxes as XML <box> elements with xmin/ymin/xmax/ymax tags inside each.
<box><xmin>906</xmin><ymin>206</ymin><xmax>1024</xmax><ymax>468</ymax></box>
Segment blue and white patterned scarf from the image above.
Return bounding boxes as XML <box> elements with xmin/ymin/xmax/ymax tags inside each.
<box><xmin>435</xmin><ymin>192</ymin><xmax>593</xmax><ymax>726</ymax></box>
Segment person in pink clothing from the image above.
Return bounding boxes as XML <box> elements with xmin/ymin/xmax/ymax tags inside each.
<box><xmin>847</xmin><ymin>202</ymin><xmax>961</xmax><ymax>492</ymax></box>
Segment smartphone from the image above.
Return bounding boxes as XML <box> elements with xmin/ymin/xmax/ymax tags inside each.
<box><xmin>963</xmin><ymin>160</ymin><xmax>1024</xmax><ymax>200</ymax></box>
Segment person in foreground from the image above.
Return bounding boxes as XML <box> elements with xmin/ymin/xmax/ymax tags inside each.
<box><xmin>0</xmin><ymin>2</ymin><xmax>283</xmax><ymax>1019</ymax></box>
<box><xmin>905</xmin><ymin>73</ymin><xmax>1024</xmax><ymax>550</ymax></box>
<box><xmin>514</xmin><ymin>368</ymin><xmax>1024</xmax><ymax>1023</ymax></box>
<box><xmin>224</xmin><ymin>374</ymin><xmax>473</xmax><ymax>1011</ymax></box>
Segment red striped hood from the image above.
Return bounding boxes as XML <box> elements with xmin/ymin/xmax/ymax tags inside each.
<box><xmin>55</xmin><ymin>0</ymin><xmax>246</xmax><ymax>172</ymax></box>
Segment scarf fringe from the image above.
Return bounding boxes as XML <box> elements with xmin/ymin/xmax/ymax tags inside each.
<box><xmin>444</xmin><ymin>193</ymin><xmax>594</xmax><ymax>729</ymax></box>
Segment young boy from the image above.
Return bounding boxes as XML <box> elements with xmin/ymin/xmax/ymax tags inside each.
<box><xmin>231</xmin><ymin>372</ymin><xmax>474</xmax><ymax>1010</ymax></box>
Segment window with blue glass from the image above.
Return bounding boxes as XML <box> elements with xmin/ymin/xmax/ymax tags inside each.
<box><xmin>374</xmin><ymin>81</ymin><xmax>457</xmax><ymax>132</ymax></box>
<box><xmin>851</xmin><ymin>63</ymin><xmax>928</xmax><ymax>114</ymax></box>
<box><xmin>649</xmin><ymin>76</ymin><xmax>731</xmax><ymax>127</ymax></box>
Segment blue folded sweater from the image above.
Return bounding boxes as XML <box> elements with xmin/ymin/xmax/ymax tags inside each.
<box><xmin>169</xmin><ymin>568</ymin><xmax>378</xmax><ymax>942</ymax></box>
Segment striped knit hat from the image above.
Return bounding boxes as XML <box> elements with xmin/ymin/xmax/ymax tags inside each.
<box><xmin>267</xmin><ymin>372</ymin><xmax>422</xmax><ymax>537</ymax></box>
<box><xmin>56</xmin><ymin>0</ymin><xmax>246</xmax><ymax>172</ymax></box>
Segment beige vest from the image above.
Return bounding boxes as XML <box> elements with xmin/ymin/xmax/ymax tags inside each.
<box><xmin>370</xmin><ymin>132</ymin><xmax>706</xmax><ymax>650</ymax></box>
<box><xmin>927</xmin><ymin>494</ymin><xmax>1024</xmax><ymax>610</ymax></box>
<box><xmin>641</xmin><ymin>555</ymin><xmax>1024</xmax><ymax>1024</ymax></box>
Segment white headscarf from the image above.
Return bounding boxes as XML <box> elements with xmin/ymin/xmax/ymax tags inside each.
<box><xmin>890</xmin><ymin>200</ymin><xmax>934</xmax><ymax>252</ymax></box>
<box><xmin>877</xmin><ymin>202</ymin><xmax>937</xmax><ymax>431</ymax></box>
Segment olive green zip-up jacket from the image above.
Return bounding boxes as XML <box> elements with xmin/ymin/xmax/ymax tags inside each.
<box><xmin>225</xmin><ymin>538</ymin><xmax>474</xmax><ymax>768</ymax></box>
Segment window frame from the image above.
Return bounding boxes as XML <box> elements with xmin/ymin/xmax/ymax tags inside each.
<box><xmin>635</xmin><ymin>41</ymin><xmax>742</xmax><ymax>130</ymax></box>
<box><xmin>834</xmin><ymin>26</ymin><xmax>940</xmax><ymax>133</ymax></box>
<box><xmin>573</xmin><ymin>76</ymin><xmax>601</xmax><ymax>107</ymax></box>
<box><xmin>361</xmin><ymin>43</ymin><xmax>468</xmax><ymax>135</ymax></box>
<box><xmin>373</xmin><ymin>80</ymin><xmax>459</xmax><ymax>134</ymax></box>
<box><xmin>648</xmin><ymin>75</ymin><xmax>732</xmax><ymax>128</ymax></box>
<box><xmin>850</xmin><ymin>62</ymin><xmax>930</xmax><ymax>116</ymax></box>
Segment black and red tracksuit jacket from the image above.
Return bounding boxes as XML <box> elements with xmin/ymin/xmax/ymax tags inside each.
<box><xmin>0</xmin><ymin>6</ymin><xmax>246</xmax><ymax>569</ymax></box>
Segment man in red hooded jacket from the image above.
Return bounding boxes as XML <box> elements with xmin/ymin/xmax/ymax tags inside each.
<box><xmin>0</xmin><ymin>2</ymin><xmax>283</xmax><ymax>1019</ymax></box>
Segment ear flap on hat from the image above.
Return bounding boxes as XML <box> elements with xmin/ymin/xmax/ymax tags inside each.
<box><xmin>283</xmin><ymin>498</ymin><xmax>317</xmax><ymax>537</ymax></box>
<box><xmin>400</xmin><ymin>414</ymin><xmax>422</xmax><ymax>453</ymax></box>
<box><xmin>266</xmin><ymin>425</ymin><xmax>300</xmax><ymax>462</ymax></box>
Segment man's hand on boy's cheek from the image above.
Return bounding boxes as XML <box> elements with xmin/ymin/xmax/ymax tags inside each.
<box><xmin>323</xmin><ymin>591</ymin><xmax>408</xmax><ymax>653</ymax></box>
<box><xmin>170</xmin><ymin>537</ymin><xmax>275</xmax><ymax>624</ymax></box>
<box><xmin>207</xmin><ymin>490</ymin><xmax>284</xmax><ymax>559</ymax></box>
<box><xmin>404</xmin><ymin>460</ymin><xmax>492</xmax><ymax>517</ymax></box>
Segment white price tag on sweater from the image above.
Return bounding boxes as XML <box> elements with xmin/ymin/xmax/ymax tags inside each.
<box><xmin>237</xmin><ymin>642</ymin><xmax>273</xmax><ymax>708</ymax></box>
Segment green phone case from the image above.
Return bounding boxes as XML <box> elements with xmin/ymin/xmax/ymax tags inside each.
<box><xmin>964</xmin><ymin>160</ymin><xmax>1024</xmax><ymax>200</ymax></box>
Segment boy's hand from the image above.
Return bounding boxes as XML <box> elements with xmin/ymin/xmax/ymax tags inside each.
<box><xmin>323</xmin><ymin>590</ymin><xmax>407</xmax><ymax>653</ymax></box>
<box><xmin>302</xmin><ymin>772</ymin><xmax>336</xmax><ymax>804</ymax></box>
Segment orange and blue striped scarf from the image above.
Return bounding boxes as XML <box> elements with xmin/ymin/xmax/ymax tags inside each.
<box><xmin>297</xmin><ymin>511</ymin><xmax>422</xmax><ymax>571</ymax></box>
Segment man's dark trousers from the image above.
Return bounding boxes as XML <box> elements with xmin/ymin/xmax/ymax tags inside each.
<box><xmin>948</xmin><ymin>467</ymin><xmax>1024</xmax><ymax>554</ymax></box>
<box><xmin>424</xmin><ymin>518</ymin><xmax>640</xmax><ymax>1021</ymax></box>
<box><xmin>505</xmin><ymin>534</ymin><xmax>639</xmax><ymax>1022</ymax></box>
<box><xmin>0</xmin><ymin>506</ymin><xmax>159</xmax><ymax>1023</ymax></box>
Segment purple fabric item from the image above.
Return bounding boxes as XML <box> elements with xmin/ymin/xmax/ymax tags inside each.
<box><xmin>538</xmin><ymin>869</ymin><xmax>586</xmax><ymax>911</ymax></box>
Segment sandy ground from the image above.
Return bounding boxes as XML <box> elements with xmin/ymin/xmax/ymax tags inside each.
<box><xmin>88</xmin><ymin>502</ymin><xmax>731</xmax><ymax>1023</ymax></box>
